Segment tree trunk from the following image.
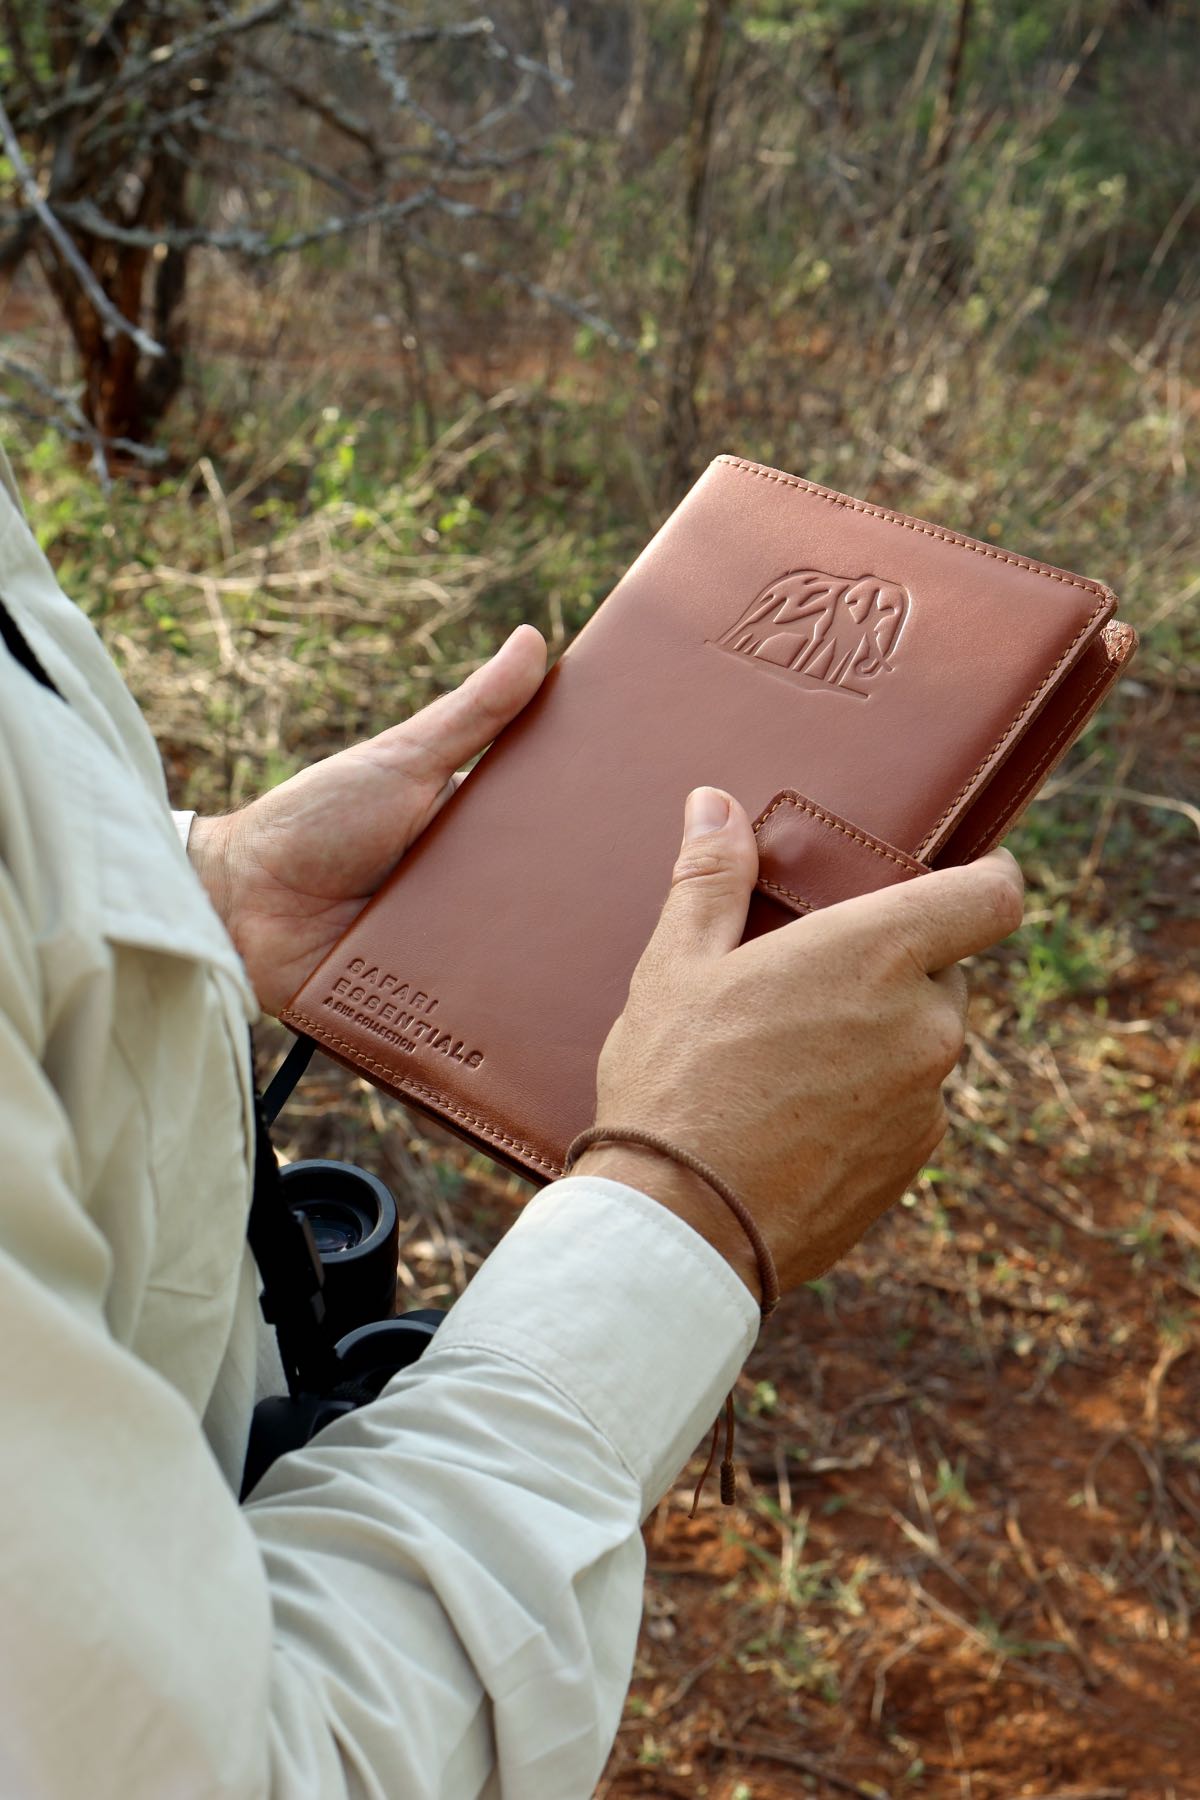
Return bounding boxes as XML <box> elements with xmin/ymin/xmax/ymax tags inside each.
<box><xmin>35</xmin><ymin>232</ymin><xmax>153</xmax><ymax>445</ymax></box>
<box><xmin>923</xmin><ymin>0</ymin><xmax>974</xmax><ymax>288</ymax></box>
<box><xmin>27</xmin><ymin>0</ymin><xmax>202</xmax><ymax>449</ymax></box>
<box><xmin>36</xmin><ymin>203</ymin><xmax>191</xmax><ymax>448</ymax></box>
<box><xmin>662</xmin><ymin>0</ymin><xmax>731</xmax><ymax>503</ymax></box>
<box><xmin>138</xmin><ymin>156</ymin><xmax>192</xmax><ymax>432</ymax></box>
<box><xmin>925</xmin><ymin>0</ymin><xmax>974</xmax><ymax>182</ymax></box>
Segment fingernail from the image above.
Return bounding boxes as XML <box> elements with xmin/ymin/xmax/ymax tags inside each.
<box><xmin>684</xmin><ymin>787</ymin><xmax>730</xmax><ymax>840</ymax></box>
<box><xmin>991</xmin><ymin>846</ymin><xmax>1024</xmax><ymax>889</ymax></box>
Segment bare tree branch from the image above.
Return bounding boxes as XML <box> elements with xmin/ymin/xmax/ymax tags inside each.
<box><xmin>292</xmin><ymin>12</ymin><xmax>569</xmax><ymax>93</ymax></box>
<box><xmin>1</xmin><ymin>1</ymin><xmax>567</xmax><ymax>448</ymax></box>
<box><xmin>220</xmin><ymin>62</ymin><xmax>541</xmax><ymax>173</ymax></box>
<box><xmin>0</xmin><ymin>353</ymin><xmax>168</xmax><ymax>486</ymax></box>
<box><xmin>58</xmin><ymin>189</ymin><xmax>517</xmax><ymax>258</ymax></box>
<box><xmin>0</xmin><ymin>94</ymin><xmax>165</xmax><ymax>360</ymax></box>
<box><xmin>25</xmin><ymin>0</ymin><xmax>291</xmax><ymax>129</ymax></box>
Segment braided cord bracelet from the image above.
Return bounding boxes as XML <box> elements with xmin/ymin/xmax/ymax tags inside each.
<box><xmin>563</xmin><ymin>1125</ymin><xmax>781</xmax><ymax>1513</ymax></box>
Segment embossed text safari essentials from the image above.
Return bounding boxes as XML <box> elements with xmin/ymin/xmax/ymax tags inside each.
<box><xmin>281</xmin><ymin>455</ymin><xmax>1137</xmax><ymax>1182</ymax></box>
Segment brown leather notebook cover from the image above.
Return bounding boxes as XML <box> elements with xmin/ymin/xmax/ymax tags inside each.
<box><xmin>282</xmin><ymin>456</ymin><xmax>1137</xmax><ymax>1182</ymax></box>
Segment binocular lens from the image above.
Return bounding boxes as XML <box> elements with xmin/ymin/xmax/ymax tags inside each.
<box><xmin>280</xmin><ymin>1160</ymin><xmax>400</xmax><ymax>1340</ymax></box>
<box><xmin>304</xmin><ymin>1200</ymin><xmax>374</xmax><ymax>1257</ymax></box>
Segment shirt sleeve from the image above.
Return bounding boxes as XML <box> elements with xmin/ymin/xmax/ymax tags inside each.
<box><xmin>171</xmin><ymin>807</ymin><xmax>196</xmax><ymax>847</ymax></box>
<box><xmin>0</xmin><ymin>858</ymin><xmax>758</xmax><ymax>1799</ymax></box>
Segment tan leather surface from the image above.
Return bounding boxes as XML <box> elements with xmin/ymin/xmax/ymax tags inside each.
<box><xmin>937</xmin><ymin>620</ymin><xmax>1138</xmax><ymax>865</ymax></box>
<box><xmin>283</xmin><ymin>456</ymin><xmax>1136</xmax><ymax>1183</ymax></box>
<box><xmin>754</xmin><ymin>790</ymin><xmax>930</xmax><ymax>915</ymax></box>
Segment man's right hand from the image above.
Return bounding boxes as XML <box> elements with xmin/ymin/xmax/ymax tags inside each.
<box><xmin>573</xmin><ymin>787</ymin><xmax>1024</xmax><ymax>1299</ymax></box>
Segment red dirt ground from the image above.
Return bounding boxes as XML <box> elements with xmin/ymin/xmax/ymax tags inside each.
<box><xmin>592</xmin><ymin>700</ymin><xmax>1199</xmax><ymax>1800</ymax></box>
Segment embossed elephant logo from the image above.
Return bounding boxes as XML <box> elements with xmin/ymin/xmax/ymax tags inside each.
<box><xmin>715</xmin><ymin>568</ymin><xmax>910</xmax><ymax>698</ymax></box>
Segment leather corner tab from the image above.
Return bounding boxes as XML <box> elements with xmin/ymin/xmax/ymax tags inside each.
<box><xmin>1102</xmin><ymin>618</ymin><xmax>1138</xmax><ymax>667</ymax></box>
<box><xmin>752</xmin><ymin>790</ymin><xmax>930</xmax><ymax>916</ymax></box>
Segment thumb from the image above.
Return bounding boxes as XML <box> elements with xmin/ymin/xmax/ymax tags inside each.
<box><xmin>653</xmin><ymin>788</ymin><xmax>759</xmax><ymax>960</ymax></box>
<box><xmin>380</xmin><ymin>624</ymin><xmax>547</xmax><ymax>786</ymax></box>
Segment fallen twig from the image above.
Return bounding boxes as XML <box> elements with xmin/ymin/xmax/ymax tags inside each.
<box><xmin>1144</xmin><ymin>1333</ymin><xmax>1192</xmax><ymax>1434</ymax></box>
<box><xmin>708</xmin><ymin>1734</ymin><xmax>891</xmax><ymax>1800</ymax></box>
<box><xmin>1004</xmin><ymin>1504</ymin><xmax>1101</xmax><ymax>1688</ymax></box>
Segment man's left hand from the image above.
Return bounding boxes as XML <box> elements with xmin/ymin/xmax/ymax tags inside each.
<box><xmin>188</xmin><ymin>624</ymin><xmax>547</xmax><ymax>1014</ymax></box>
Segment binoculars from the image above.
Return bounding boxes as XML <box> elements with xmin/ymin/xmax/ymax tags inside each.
<box><xmin>241</xmin><ymin>1159</ymin><xmax>444</xmax><ymax>1498</ymax></box>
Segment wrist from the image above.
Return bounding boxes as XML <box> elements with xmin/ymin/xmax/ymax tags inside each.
<box><xmin>186</xmin><ymin>813</ymin><xmax>238</xmax><ymax>932</ymax></box>
<box><xmin>570</xmin><ymin>1143</ymin><xmax>760</xmax><ymax>1300</ymax></box>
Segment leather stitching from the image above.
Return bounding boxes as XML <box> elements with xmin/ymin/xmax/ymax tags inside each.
<box><xmin>281</xmin><ymin>1008</ymin><xmax>561</xmax><ymax>1174</ymax></box>
<box><xmin>955</xmin><ymin>661</ymin><xmax>1114</xmax><ymax>864</ymax></box>
<box><xmin>716</xmin><ymin>457</ymin><xmax>1112</xmax><ymax>596</ymax></box>
<box><xmin>753</xmin><ymin>790</ymin><xmax>928</xmax><ymax>875</ymax></box>
<box><xmin>752</xmin><ymin>790</ymin><xmax>927</xmax><ymax>909</ymax></box>
<box><xmin>717</xmin><ymin>458</ymin><xmax>1112</xmax><ymax>860</ymax></box>
<box><xmin>281</xmin><ymin>475</ymin><xmax>1116</xmax><ymax>1172</ymax></box>
<box><xmin>756</xmin><ymin>876</ymin><xmax>815</xmax><ymax>912</ymax></box>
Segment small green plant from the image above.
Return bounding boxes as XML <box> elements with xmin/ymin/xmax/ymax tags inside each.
<box><xmin>932</xmin><ymin>1456</ymin><xmax>976</xmax><ymax>1514</ymax></box>
<box><xmin>736</xmin><ymin>1630</ymin><xmax>834</xmax><ymax>1695</ymax></box>
<box><xmin>975</xmin><ymin>1611</ymin><xmax>1066</xmax><ymax>1662</ymax></box>
<box><xmin>1128</xmin><ymin>1207</ymin><xmax>1166</xmax><ymax>1265</ymax></box>
<box><xmin>1010</xmin><ymin>898</ymin><xmax>1130</xmax><ymax>1035</ymax></box>
<box><xmin>635</xmin><ymin>1733</ymin><xmax>665</xmax><ymax>1768</ymax></box>
<box><xmin>748</xmin><ymin>1380</ymin><xmax>779</xmax><ymax>1417</ymax></box>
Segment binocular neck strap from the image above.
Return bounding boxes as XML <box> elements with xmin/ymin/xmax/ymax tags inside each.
<box><xmin>249</xmin><ymin>1077</ymin><xmax>341</xmax><ymax>1398</ymax></box>
<box><xmin>0</xmin><ymin>593</ymin><xmax>62</xmax><ymax>699</ymax></box>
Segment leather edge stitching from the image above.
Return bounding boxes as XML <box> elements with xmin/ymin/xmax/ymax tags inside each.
<box><xmin>954</xmin><ymin>661</ymin><xmax>1115</xmax><ymax>864</ymax></box>
<box><xmin>755</xmin><ymin>876</ymin><xmax>815</xmax><ymax>912</ymax></box>
<box><xmin>715</xmin><ymin>456</ymin><xmax>1115</xmax><ymax>600</ymax></box>
<box><xmin>280</xmin><ymin>1007</ymin><xmax>561</xmax><ymax>1175</ymax></box>
<box><xmin>716</xmin><ymin>458</ymin><xmax>1112</xmax><ymax>859</ymax></box>
<box><xmin>753</xmin><ymin>790</ymin><xmax>929</xmax><ymax>876</ymax></box>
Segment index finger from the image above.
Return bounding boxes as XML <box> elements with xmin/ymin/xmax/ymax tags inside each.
<box><xmin>764</xmin><ymin>849</ymin><xmax>1025</xmax><ymax>974</ymax></box>
<box><xmin>864</xmin><ymin>849</ymin><xmax>1025</xmax><ymax>970</ymax></box>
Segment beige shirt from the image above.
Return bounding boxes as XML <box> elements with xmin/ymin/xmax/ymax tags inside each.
<box><xmin>0</xmin><ymin>451</ymin><xmax>758</xmax><ymax>1799</ymax></box>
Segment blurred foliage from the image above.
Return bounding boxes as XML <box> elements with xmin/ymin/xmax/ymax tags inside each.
<box><xmin>4</xmin><ymin>0</ymin><xmax>1197</xmax><ymax>830</ymax></box>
